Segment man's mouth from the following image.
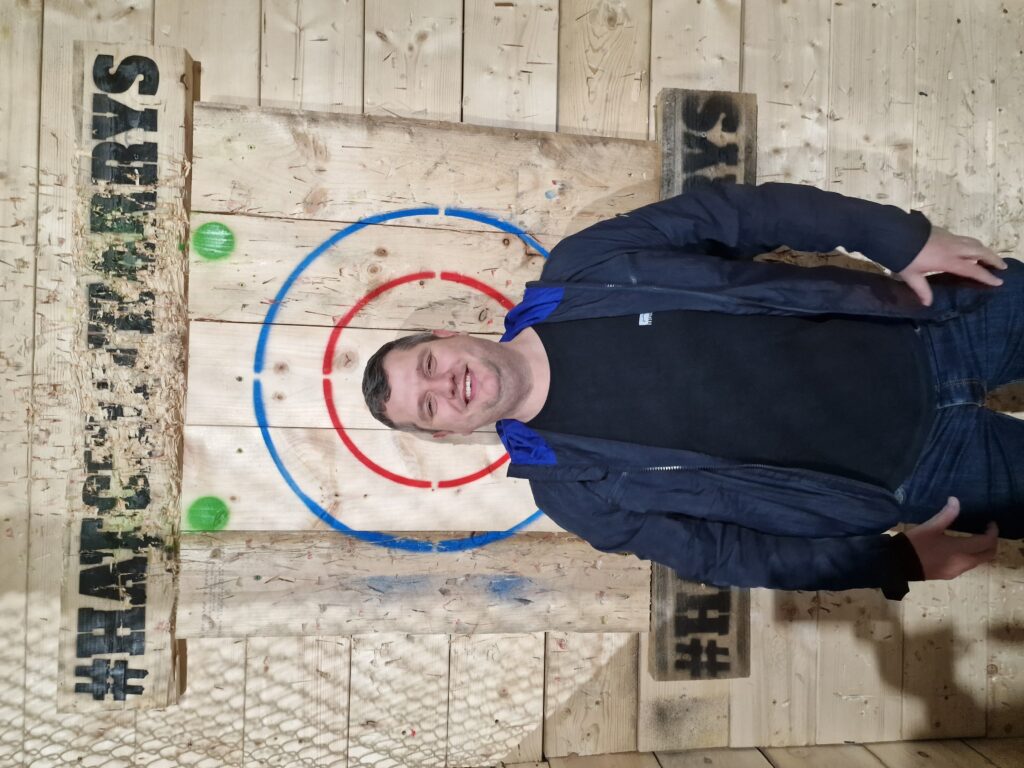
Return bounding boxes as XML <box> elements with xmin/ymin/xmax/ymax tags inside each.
<box><xmin>463</xmin><ymin>369</ymin><xmax>472</xmax><ymax>405</ymax></box>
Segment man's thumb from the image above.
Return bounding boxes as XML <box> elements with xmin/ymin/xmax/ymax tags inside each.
<box><xmin>925</xmin><ymin>496</ymin><xmax>960</xmax><ymax>530</ymax></box>
<box><xmin>903</xmin><ymin>272</ymin><xmax>933</xmax><ymax>307</ymax></box>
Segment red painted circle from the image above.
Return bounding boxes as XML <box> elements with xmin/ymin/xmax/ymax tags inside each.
<box><xmin>322</xmin><ymin>271</ymin><xmax>515</xmax><ymax>488</ymax></box>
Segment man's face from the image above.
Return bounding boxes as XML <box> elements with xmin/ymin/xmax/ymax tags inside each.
<box><xmin>381</xmin><ymin>332</ymin><xmax>517</xmax><ymax>436</ymax></box>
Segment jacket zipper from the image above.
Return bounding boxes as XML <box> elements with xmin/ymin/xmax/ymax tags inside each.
<box><xmin>628</xmin><ymin>462</ymin><xmax>896</xmax><ymax>498</ymax></box>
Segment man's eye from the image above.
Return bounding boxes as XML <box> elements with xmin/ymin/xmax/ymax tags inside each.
<box><xmin>428</xmin><ymin>355</ymin><xmax>435</xmax><ymax>375</ymax></box>
<box><xmin>427</xmin><ymin>397</ymin><xmax>435</xmax><ymax>418</ymax></box>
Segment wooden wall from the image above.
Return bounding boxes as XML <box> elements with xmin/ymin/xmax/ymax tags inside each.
<box><xmin>2</xmin><ymin>1</ymin><xmax>1023</xmax><ymax>766</ymax></box>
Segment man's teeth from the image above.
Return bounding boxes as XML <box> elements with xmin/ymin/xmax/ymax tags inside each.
<box><xmin>464</xmin><ymin>372</ymin><xmax>471</xmax><ymax>403</ymax></box>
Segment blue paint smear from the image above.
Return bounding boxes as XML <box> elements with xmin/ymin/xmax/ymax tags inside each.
<box><xmin>486</xmin><ymin>574</ymin><xmax>530</xmax><ymax>599</ymax></box>
<box><xmin>365</xmin><ymin>575</ymin><xmax>432</xmax><ymax>594</ymax></box>
<box><xmin>252</xmin><ymin>206</ymin><xmax>551</xmax><ymax>553</ymax></box>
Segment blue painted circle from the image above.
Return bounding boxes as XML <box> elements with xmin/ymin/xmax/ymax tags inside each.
<box><xmin>253</xmin><ymin>207</ymin><xmax>550</xmax><ymax>552</ymax></box>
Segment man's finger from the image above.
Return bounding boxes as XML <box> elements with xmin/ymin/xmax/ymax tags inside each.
<box><xmin>922</xmin><ymin>496</ymin><xmax>960</xmax><ymax>530</ymax></box>
<box><xmin>954</xmin><ymin>236</ymin><xmax>1007</xmax><ymax>268</ymax></box>
<box><xmin>956</xmin><ymin>261</ymin><xmax>1005</xmax><ymax>287</ymax></box>
<box><xmin>903</xmin><ymin>272</ymin><xmax>933</xmax><ymax>306</ymax></box>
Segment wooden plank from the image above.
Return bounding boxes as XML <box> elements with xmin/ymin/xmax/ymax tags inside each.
<box><xmin>543</xmin><ymin>632</ymin><xmax>638</xmax><ymax>758</ymax></box>
<box><xmin>53</xmin><ymin>39</ymin><xmax>191</xmax><ymax>713</ymax></box>
<box><xmin>814</xmin><ymin>591</ymin><xmax>902</xmax><ymax>744</ymax></box>
<box><xmin>186</xmin><ymin>211</ymin><xmax>550</xmax><ymax>320</ymax></box>
<box><xmin>135</xmin><ymin>638</ymin><xmax>246</xmax><ymax>766</ymax></box>
<box><xmin>557</xmin><ymin>0</ymin><xmax>650</xmax><ymax>140</ymax></box>
<box><xmin>728</xmin><ymin>590</ymin><xmax>817</xmax><ymax>747</ymax></box>
<box><xmin>866</xmin><ymin>740</ymin><xmax>998</xmax><ymax>768</ymax></box>
<box><xmin>827</xmin><ymin>0</ymin><xmax>915</xmax><ymax>206</ymax></box>
<box><xmin>243</xmin><ymin>636</ymin><xmax>351</xmax><ymax>766</ymax></box>
<box><xmin>986</xmin><ymin>539</ymin><xmax>1024</xmax><ymax>737</ymax></box>
<box><xmin>181</xmin><ymin>424</ymin><xmax>545</xmax><ymax>532</ymax></box>
<box><xmin>363</xmin><ymin>0</ymin><xmax>462</xmax><ymax>122</ymax></box>
<box><xmin>656</xmin><ymin>748</ymin><xmax>773</xmax><ymax>768</ymax></box>
<box><xmin>964</xmin><ymin>738</ymin><xmax>1024</xmax><ymax>768</ymax></box>
<box><xmin>177</xmin><ymin>530</ymin><xmax>651</xmax><ymax>637</ymax></box>
<box><xmin>349</xmin><ymin>632</ymin><xmax>449</xmax><ymax>768</ymax></box>
<box><xmin>648</xmin><ymin>0</ymin><xmax>741</xmax><ymax>139</ymax></box>
<box><xmin>261</xmin><ymin>0</ymin><xmax>364</xmax><ymax>113</ymax></box>
<box><xmin>462</xmin><ymin>0</ymin><xmax>559</xmax><ymax>132</ymax></box>
<box><xmin>186</xmin><ymin>211</ymin><xmax>550</xmax><ymax>326</ymax></box>
<box><xmin>901</xmin><ymin>1</ymin><xmax>999</xmax><ymax>741</ymax></box>
<box><xmin>27</xmin><ymin>0</ymin><xmax>154</xmax><ymax>753</ymax></box>
<box><xmin>812</xmin><ymin>2</ymin><xmax>915</xmax><ymax>744</ymax></box>
<box><xmin>901</xmin><ymin>569</ymin><xmax>989</xmax><ymax>738</ymax></box>
<box><xmin>638</xmin><ymin>632</ymin><xmax>729</xmax><ymax>752</ymax></box>
<box><xmin>994</xmin><ymin>0</ymin><xmax>1024</xmax><ymax>261</ymax></box>
<box><xmin>764</xmin><ymin>745</ymin><xmax>885</xmax><ymax>768</ymax></box>
<box><xmin>154</xmin><ymin>0</ymin><xmax>261</xmax><ymax>105</ymax></box>
<box><xmin>741</xmin><ymin>0</ymin><xmax>830</xmax><ymax>185</ymax></box>
<box><xmin>913</xmin><ymin>0</ymin><xmax>997</xmax><ymax>240</ymax></box>
<box><xmin>189</xmin><ymin>102</ymin><xmax>660</xmax><ymax>236</ymax></box>
<box><xmin>447</xmin><ymin>632</ymin><xmax>544</xmax><ymax>766</ymax></box>
<box><xmin>549</xmin><ymin>755</ymin><xmax>660</xmax><ymax>768</ymax></box>
<box><xmin>186</xmin><ymin>323</ymin><xmax>538</xmax><ymax>430</ymax></box>
<box><xmin>0</xmin><ymin>0</ymin><xmax>41</xmax><ymax>761</ymax></box>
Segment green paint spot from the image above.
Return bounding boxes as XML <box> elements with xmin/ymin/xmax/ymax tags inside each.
<box><xmin>192</xmin><ymin>221</ymin><xmax>236</xmax><ymax>260</ymax></box>
<box><xmin>187</xmin><ymin>496</ymin><xmax>230</xmax><ymax>531</ymax></box>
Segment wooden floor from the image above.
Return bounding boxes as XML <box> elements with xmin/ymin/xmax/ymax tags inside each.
<box><xmin>2</xmin><ymin>1</ymin><xmax>1024</xmax><ymax>766</ymax></box>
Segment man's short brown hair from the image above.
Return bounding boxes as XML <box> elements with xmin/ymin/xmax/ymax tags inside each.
<box><xmin>361</xmin><ymin>332</ymin><xmax>434</xmax><ymax>430</ymax></box>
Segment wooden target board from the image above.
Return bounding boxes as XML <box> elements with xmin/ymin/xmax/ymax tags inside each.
<box><xmin>182</xmin><ymin>105</ymin><xmax>661</xmax><ymax>542</ymax></box>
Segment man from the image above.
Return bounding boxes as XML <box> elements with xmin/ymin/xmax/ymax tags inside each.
<box><xmin>362</xmin><ymin>182</ymin><xmax>1019</xmax><ymax>599</ymax></box>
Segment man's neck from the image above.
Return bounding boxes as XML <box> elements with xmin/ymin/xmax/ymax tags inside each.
<box><xmin>503</xmin><ymin>326</ymin><xmax>550</xmax><ymax>423</ymax></box>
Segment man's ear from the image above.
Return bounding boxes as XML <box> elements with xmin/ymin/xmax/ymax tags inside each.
<box><xmin>431</xmin><ymin>329</ymin><xmax>460</xmax><ymax>338</ymax></box>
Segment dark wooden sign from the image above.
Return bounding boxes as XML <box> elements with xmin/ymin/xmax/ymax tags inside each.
<box><xmin>55</xmin><ymin>42</ymin><xmax>193</xmax><ymax>710</ymax></box>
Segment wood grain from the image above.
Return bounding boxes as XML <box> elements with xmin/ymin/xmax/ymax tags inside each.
<box><xmin>176</xmin><ymin>530</ymin><xmax>651</xmax><ymax>637</ymax></box>
<box><xmin>261</xmin><ymin>0</ymin><xmax>364</xmax><ymax>113</ymax></box>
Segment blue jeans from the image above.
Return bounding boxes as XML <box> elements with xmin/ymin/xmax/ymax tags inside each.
<box><xmin>895</xmin><ymin>259</ymin><xmax>1024</xmax><ymax>537</ymax></box>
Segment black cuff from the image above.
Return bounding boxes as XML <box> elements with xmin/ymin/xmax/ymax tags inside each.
<box><xmin>880</xmin><ymin>532</ymin><xmax>925</xmax><ymax>601</ymax></box>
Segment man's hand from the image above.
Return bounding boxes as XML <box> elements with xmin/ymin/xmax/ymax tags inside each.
<box><xmin>905</xmin><ymin>497</ymin><xmax>999</xmax><ymax>580</ymax></box>
<box><xmin>899</xmin><ymin>226</ymin><xmax>1008</xmax><ymax>306</ymax></box>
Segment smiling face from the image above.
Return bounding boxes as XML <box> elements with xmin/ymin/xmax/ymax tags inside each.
<box><xmin>381</xmin><ymin>332</ymin><xmax>525</xmax><ymax>435</ymax></box>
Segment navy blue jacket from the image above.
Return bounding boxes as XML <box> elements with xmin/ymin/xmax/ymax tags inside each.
<box><xmin>494</xmin><ymin>182</ymin><xmax>997</xmax><ymax>599</ymax></box>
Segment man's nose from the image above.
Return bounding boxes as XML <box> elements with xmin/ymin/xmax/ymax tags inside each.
<box><xmin>428</xmin><ymin>372</ymin><xmax>457</xmax><ymax>400</ymax></box>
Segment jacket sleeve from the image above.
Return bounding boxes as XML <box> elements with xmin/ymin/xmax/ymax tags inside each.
<box><xmin>531</xmin><ymin>480</ymin><xmax>922</xmax><ymax>599</ymax></box>
<box><xmin>611</xmin><ymin>511</ymin><xmax>923</xmax><ymax>599</ymax></box>
<box><xmin>548</xmin><ymin>182</ymin><xmax>932</xmax><ymax>274</ymax></box>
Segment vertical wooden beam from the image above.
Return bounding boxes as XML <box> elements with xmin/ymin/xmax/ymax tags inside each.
<box><xmin>243</xmin><ymin>636</ymin><xmax>351</xmax><ymax>765</ymax></box>
<box><xmin>812</xmin><ymin>0</ymin><xmax>916</xmax><ymax>745</ymax></box>
<box><xmin>154</xmin><ymin>0</ymin><xmax>261</xmax><ymax>105</ymax></box>
<box><xmin>363</xmin><ymin>0</ymin><xmax>463</xmax><ymax>121</ymax></box>
<box><xmin>544</xmin><ymin>632</ymin><xmax>639</xmax><ymax>758</ymax></box>
<box><xmin>741</xmin><ymin>0</ymin><xmax>830</xmax><ymax>185</ymax></box>
<box><xmin>135</xmin><ymin>638</ymin><xmax>246</xmax><ymax>765</ymax></box>
<box><xmin>557</xmin><ymin>0</ymin><xmax>651</xmax><ymax>140</ymax></box>
<box><xmin>0</xmin><ymin>0</ymin><xmax>42</xmax><ymax>763</ymax></box>
<box><xmin>348</xmin><ymin>633</ymin><xmax>449</xmax><ymax>768</ymax></box>
<box><xmin>730</xmin><ymin>590</ymin><xmax>818</xmax><ymax>747</ymax></box>
<box><xmin>447</xmin><ymin>633</ymin><xmax>545</xmax><ymax>765</ymax></box>
<box><xmin>648</xmin><ymin>0</ymin><xmax>741</xmax><ymax>139</ymax></box>
<box><xmin>261</xmin><ymin>0</ymin><xmax>364</xmax><ymax>113</ymax></box>
<box><xmin>28</xmin><ymin>0</ymin><xmax>155</xmax><ymax>756</ymax></box>
<box><xmin>902</xmin><ymin>0</ymin><xmax>999</xmax><ymax>739</ymax></box>
<box><xmin>462</xmin><ymin>0</ymin><xmax>559</xmax><ymax>131</ymax></box>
